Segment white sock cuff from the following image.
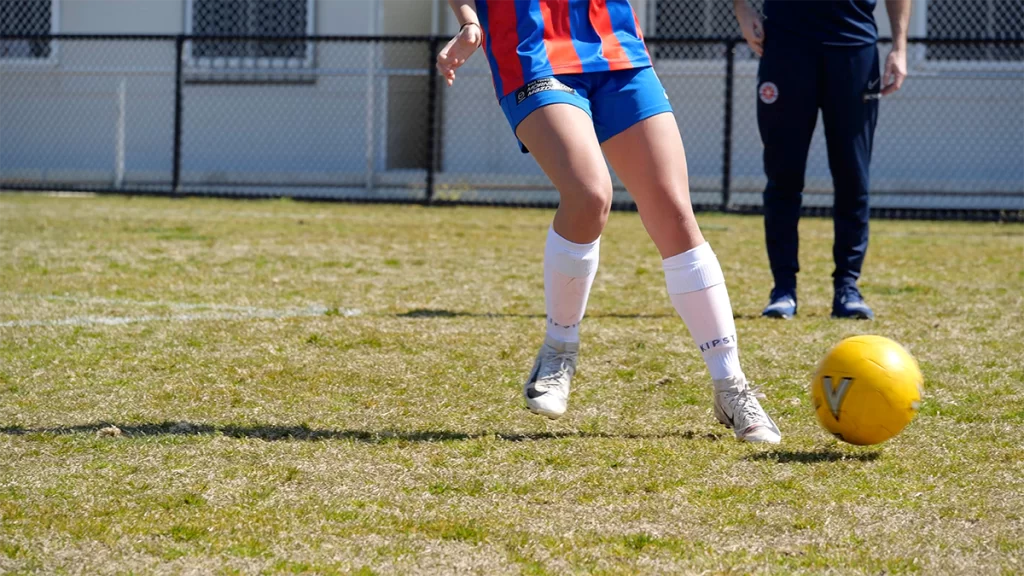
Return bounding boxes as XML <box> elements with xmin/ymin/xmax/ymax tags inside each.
<box><xmin>546</xmin><ymin>226</ymin><xmax>600</xmax><ymax>278</ymax></box>
<box><xmin>662</xmin><ymin>242</ymin><xmax>725</xmax><ymax>294</ymax></box>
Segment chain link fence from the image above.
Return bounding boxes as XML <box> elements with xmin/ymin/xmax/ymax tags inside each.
<box><xmin>190</xmin><ymin>0</ymin><xmax>311</xmax><ymax>62</ymax></box>
<box><xmin>2</xmin><ymin>2</ymin><xmax>1022</xmax><ymax>220</ymax></box>
<box><xmin>727</xmin><ymin>39</ymin><xmax>1024</xmax><ymax>216</ymax></box>
<box><xmin>1</xmin><ymin>0</ymin><xmax>55</xmax><ymax>59</ymax></box>
<box><xmin>647</xmin><ymin>0</ymin><xmax>1024</xmax><ymax>47</ymax></box>
<box><xmin>178</xmin><ymin>38</ymin><xmax>431</xmax><ymax>202</ymax></box>
<box><xmin>1</xmin><ymin>38</ymin><xmax>177</xmax><ymax>193</ymax></box>
<box><xmin>434</xmin><ymin>39</ymin><xmax>728</xmax><ymax>210</ymax></box>
<box><xmin>921</xmin><ymin>0</ymin><xmax>1024</xmax><ymax>61</ymax></box>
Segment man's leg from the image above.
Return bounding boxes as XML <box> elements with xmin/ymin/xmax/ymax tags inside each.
<box><xmin>757</xmin><ymin>33</ymin><xmax>820</xmax><ymax>314</ymax></box>
<box><xmin>821</xmin><ymin>43</ymin><xmax>880</xmax><ymax>318</ymax></box>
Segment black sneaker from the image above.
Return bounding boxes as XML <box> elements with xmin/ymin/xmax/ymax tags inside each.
<box><xmin>832</xmin><ymin>285</ymin><xmax>874</xmax><ymax>320</ymax></box>
<box><xmin>762</xmin><ymin>287</ymin><xmax>797</xmax><ymax>319</ymax></box>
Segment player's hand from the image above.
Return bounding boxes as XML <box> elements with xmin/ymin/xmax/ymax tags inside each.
<box><xmin>735</xmin><ymin>0</ymin><xmax>764</xmax><ymax>57</ymax></box>
<box><xmin>881</xmin><ymin>48</ymin><xmax>907</xmax><ymax>96</ymax></box>
<box><xmin>437</xmin><ymin>23</ymin><xmax>482</xmax><ymax>86</ymax></box>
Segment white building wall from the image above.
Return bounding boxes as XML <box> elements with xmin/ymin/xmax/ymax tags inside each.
<box><xmin>60</xmin><ymin>0</ymin><xmax>185</xmax><ymax>34</ymax></box>
<box><xmin>1</xmin><ymin>0</ymin><xmax>408</xmax><ymax>190</ymax></box>
<box><xmin>1</xmin><ymin>0</ymin><xmax>1021</xmax><ymax>208</ymax></box>
<box><xmin>58</xmin><ymin>0</ymin><xmax>381</xmax><ymax>35</ymax></box>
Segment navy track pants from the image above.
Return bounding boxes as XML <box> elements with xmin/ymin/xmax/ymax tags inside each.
<box><xmin>757</xmin><ymin>30</ymin><xmax>880</xmax><ymax>292</ymax></box>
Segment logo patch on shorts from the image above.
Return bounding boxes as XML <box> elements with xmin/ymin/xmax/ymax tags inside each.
<box><xmin>759</xmin><ymin>81</ymin><xmax>779</xmax><ymax>104</ymax></box>
<box><xmin>515</xmin><ymin>77</ymin><xmax>576</xmax><ymax>105</ymax></box>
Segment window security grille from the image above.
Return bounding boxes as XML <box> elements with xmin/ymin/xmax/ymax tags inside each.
<box><xmin>187</xmin><ymin>0</ymin><xmax>314</xmax><ymax>71</ymax></box>
<box><xmin>925</xmin><ymin>0</ymin><xmax>1024</xmax><ymax>61</ymax></box>
<box><xmin>0</xmin><ymin>0</ymin><xmax>55</xmax><ymax>60</ymax></box>
<box><xmin>650</xmin><ymin>0</ymin><xmax>762</xmax><ymax>59</ymax></box>
<box><xmin>649</xmin><ymin>0</ymin><xmax>1023</xmax><ymax>62</ymax></box>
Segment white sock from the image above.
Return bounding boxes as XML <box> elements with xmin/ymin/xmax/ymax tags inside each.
<box><xmin>663</xmin><ymin>242</ymin><xmax>742</xmax><ymax>381</ymax></box>
<box><xmin>544</xmin><ymin>226</ymin><xmax>599</xmax><ymax>343</ymax></box>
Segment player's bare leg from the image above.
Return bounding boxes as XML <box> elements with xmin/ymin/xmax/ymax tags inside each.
<box><xmin>514</xmin><ymin>104</ymin><xmax>611</xmax><ymax>419</ymax></box>
<box><xmin>602</xmin><ymin>113</ymin><xmax>780</xmax><ymax>443</ymax></box>
<box><xmin>517</xmin><ymin>104</ymin><xmax>613</xmax><ymax>244</ymax></box>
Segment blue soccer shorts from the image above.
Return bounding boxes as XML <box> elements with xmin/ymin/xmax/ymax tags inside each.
<box><xmin>498</xmin><ymin>66</ymin><xmax>673</xmax><ymax>154</ymax></box>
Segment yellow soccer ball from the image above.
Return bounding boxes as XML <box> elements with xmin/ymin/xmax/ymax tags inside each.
<box><xmin>811</xmin><ymin>335</ymin><xmax>924</xmax><ymax>445</ymax></box>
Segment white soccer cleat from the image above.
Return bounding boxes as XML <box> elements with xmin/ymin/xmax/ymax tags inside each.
<box><xmin>713</xmin><ymin>374</ymin><xmax>782</xmax><ymax>444</ymax></box>
<box><xmin>523</xmin><ymin>336</ymin><xmax>578</xmax><ymax>420</ymax></box>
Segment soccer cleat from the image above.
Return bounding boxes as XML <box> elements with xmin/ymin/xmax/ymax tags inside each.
<box><xmin>523</xmin><ymin>336</ymin><xmax>578</xmax><ymax>420</ymax></box>
<box><xmin>761</xmin><ymin>287</ymin><xmax>797</xmax><ymax>319</ymax></box>
<box><xmin>713</xmin><ymin>374</ymin><xmax>782</xmax><ymax>443</ymax></box>
<box><xmin>832</xmin><ymin>285</ymin><xmax>874</xmax><ymax>320</ymax></box>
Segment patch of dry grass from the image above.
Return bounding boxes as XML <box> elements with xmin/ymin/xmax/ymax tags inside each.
<box><xmin>1</xmin><ymin>193</ymin><xmax>1022</xmax><ymax>575</ymax></box>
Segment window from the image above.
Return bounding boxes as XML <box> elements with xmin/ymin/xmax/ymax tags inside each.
<box><xmin>925</xmin><ymin>0</ymin><xmax>1024</xmax><ymax>61</ymax></box>
<box><xmin>0</xmin><ymin>0</ymin><xmax>58</xmax><ymax>61</ymax></box>
<box><xmin>186</xmin><ymin>0</ymin><xmax>314</xmax><ymax>72</ymax></box>
<box><xmin>650</xmin><ymin>0</ymin><xmax>761</xmax><ymax>59</ymax></box>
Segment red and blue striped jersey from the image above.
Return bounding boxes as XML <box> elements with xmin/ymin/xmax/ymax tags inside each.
<box><xmin>476</xmin><ymin>0</ymin><xmax>651</xmax><ymax>98</ymax></box>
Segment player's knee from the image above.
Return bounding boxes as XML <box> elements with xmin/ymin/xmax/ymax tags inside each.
<box><xmin>565</xmin><ymin>181</ymin><xmax>613</xmax><ymax>225</ymax></box>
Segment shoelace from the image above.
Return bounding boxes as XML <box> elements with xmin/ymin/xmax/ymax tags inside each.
<box><xmin>535</xmin><ymin>351</ymin><xmax>575</xmax><ymax>391</ymax></box>
<box><xmin>726</xmin><ymin>386</ymin><xmax>769</xmax><ymax>426</ymax></box>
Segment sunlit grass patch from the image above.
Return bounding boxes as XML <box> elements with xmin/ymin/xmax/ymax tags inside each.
<box><xmin>0</xmin><ymin>192</ymin><xmax>1022</xmax><ymax>574</ymax></box>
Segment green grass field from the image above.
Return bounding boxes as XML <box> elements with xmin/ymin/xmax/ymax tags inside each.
<box><xmin>1</xmin><ymin>192</ymin><xmax>1022</xmax><ymax>575</ymax></box>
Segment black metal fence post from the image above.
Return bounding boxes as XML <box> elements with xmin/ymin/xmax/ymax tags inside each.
<box><xmin>722</xmin><ymin>39</ymin><xmax>736</xmax><ymax>212</ymax></box>
<box><xmin>171</xmin><ymin>35</ymin><xmax>185</xmax><ymax>194</ymax></box>
<box><xmin>424</xmin><ymin>37</ymin><xmax>440</xmax><ymax>205</ymax></box>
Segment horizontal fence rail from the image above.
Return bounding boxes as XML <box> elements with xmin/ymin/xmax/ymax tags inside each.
<box><xmin>1</xmin><ymin>34</ymin><xmax>1022</xmax><ymax>221</ymax></box>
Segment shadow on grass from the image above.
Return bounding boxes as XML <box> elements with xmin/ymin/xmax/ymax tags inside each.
<box><xmin>397</xmin><ymin>308</ymin><xmax>672</xmax><ymax>320</ymax></box>
<box><xmin>746</xmin><ymin>449</ymin><xmax>881</xmax><ymax>464</ymax></box>
<box><xmin>732</xmin><ymin>313</ymin><xmax>768</xmax><ymax>321</ymax></box>
<box><xmin>0</xmin><ymin>422</ymin><xmax>724</xmax><ymax>443</ymax></box>
<box><xmin>733</xmin><ymin>311</ymin><xmax>834</xmax><ymax>320</ymax></box>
